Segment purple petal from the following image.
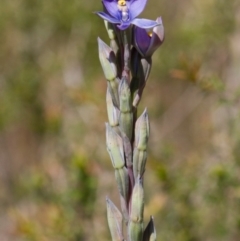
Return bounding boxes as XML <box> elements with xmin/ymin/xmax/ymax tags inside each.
<box><xmin>117</xmin><ymin>22</ymin><xmax>131</xmax><ymax>30</ymax></box>
<box><xmin>95</xmin><ymin>11</ymin><xmax>121</xmax><ymax>24</ymax></box>
<box><xmin>146</xmin><ymin>17</ymin><xmax>164</xmax><ymax>56</ymax></box>
<box><xmin>131</xmin><ymin>18</ymin><xmax>159</xmax><ymax>29</ymax></box>
<box><xmin>134</xmin><ymin>27</ymin><xmax>151</xmax><ymax>56</ymax></box>
<box><xmin>102</xmin><ymin>0</ymin><xmax>120</xmax><ymax>19</ymax></box>
<box><xmin>129</xmin><ymin>0</ymin><xmax>148</xmax><ymax>19</ymax></box>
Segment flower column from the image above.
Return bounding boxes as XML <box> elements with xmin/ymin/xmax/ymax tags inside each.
<box><xmin>95</xmin><ymin>1</ymin><xmax>164</xmax><ymax>240</ymax></box>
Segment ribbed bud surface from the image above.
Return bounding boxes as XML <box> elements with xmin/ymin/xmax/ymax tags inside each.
<box><xmin>133</xmin><ymin>149</ymin><xmax>147</xmax><ymax>180</ymax></box>
<box><xmin>106</xmin><ymin>123</ymin><xmax>125</xmax><ymax>169</ymax></box>
<box><xmin>119</xmin><ymin>78</ymin><xmax>133</xmax><ymax>140</ymax></box>
<box><xmin>128</xmin><ymin>221</ymin><xmax>143</xmax><ymax>241</ymax></box>
<box><xmin>135</xmin><ymin>109</ymin><xmax>150</xmax><ymax>151</ymax></box>
<box><xmin>130</xmin><ymin>178</ymin><xmax>144</xmax><ymax>223</ymax></box>
<box><xmin>119</xmin><ymin>78</ymin><xmax>132</xmax><ymax>113</ymax></box>
<box><xmin>119</xmin><ymin>112</ymin><xmax>133</xmax><ymax>142</ymax></box>
<box><xmin>115</xmin><ymin>167</ymin><xmax>129</xmax><ymax>201</ymax></box>
<box><xmin>128</xmin><ymin>178</ymin><xmax>144</xmax><ymax>240</ymax></box>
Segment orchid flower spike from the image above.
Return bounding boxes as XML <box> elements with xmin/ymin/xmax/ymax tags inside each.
<box><xmin>95</xmin><ymin>0</ymin><xmax>159</xmax><ymax>30</ymax></box>
<box><xmin>133</xmin><ymin>17</ymin><xmax>164</xmax><ymax>57</ymax></box>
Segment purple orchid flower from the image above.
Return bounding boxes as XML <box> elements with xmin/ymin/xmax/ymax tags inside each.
<box><xmin>95</xmin><ymin>0</ymin><xmax>159</xmax><ymax>30</ymax></box>
<box><xmin>133</xmin><ymin>17</ymin><xmax>164</xmax><ymax>57</ymax></box>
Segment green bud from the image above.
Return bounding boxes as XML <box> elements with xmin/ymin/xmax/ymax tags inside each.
<box><xmin>130</xmin><ymin>178</ymin><xmax>144</xmax><ymax>223</ymax></box>
<box><xmin>107</xmin><ymin>87</ymin><xmax>119</xmax><ymax>127</ymax></box>
<box><xmin>98</xmin><ymin>37</ymin><xmax>117</xmax><ymax>81</ymax></box>
<box><xmin>135</xmin><ymin>109</ymin><xmax>149</xmax><ymax>151</ymax></box>
<box><xmin>119</xmin><ymin>78</ymin><xmax>133</xmax><ymax>140</ymax></box>
<box><xmin>133</xmin><ymin>109</ymin><xmax>149</xmax><ymax>177</ymax></box>
<box><xmin>119</xmin><ymin>112</ymin><xmax>133</xmax><ymax>143</ymax></box>
<box><xmin>106</xmin><ymin>198</ymin><xmax>124</xmax><ymax>241</ymax></box>
<box><xmin>119</xmin><ymin>78</ymin><xmax>132</xmax><ymax>113</ymax></box>
<box><xmin>143</xmin><ymin>216</ymin><xmax>156</xmax><ymax>241</ymax></box>
<box><xmin>128</xmin><ymin>221</ymin><xmax>143</xmax><ymax>241</ymax></box>
<box><xmin>133</xmin><ymin>149</ymin><xmax>147</xmax><ymax>180</ymax></box>
<box><xmin>106</xmin><ymin>123</ymin><xmax>125</xmax><ymax>169</ymax></box>
<box><xmin>115</xmin><ymin>168</ymin><xmax>129</xmax><ymax>202</ymax></box>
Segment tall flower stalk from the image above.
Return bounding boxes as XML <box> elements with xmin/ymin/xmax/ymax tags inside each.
<box><xmin>96</xmin><ymin>1</ymin><xmax>164</xmax><ymax>240</ymax></box>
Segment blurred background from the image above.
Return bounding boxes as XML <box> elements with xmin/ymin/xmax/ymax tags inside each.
<box><xmin>0</xmin><ymin>0</ymin><xmax>240</xmax><ymax>240</ymax></box>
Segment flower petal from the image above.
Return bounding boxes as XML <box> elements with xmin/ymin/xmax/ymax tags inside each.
<box><xmin>129</xmin><ymin>0</ymin><xmax>148</xmax><ymax>19</ymax></box>
<box><xmin>117</xmin><ymin>22</ymin><xmax>131</xmax><ymax>30</ymax></box>
<box><xmin>131</xmin><ymin>18</ymin><xmax>159</xmax><ymax>29</ymax></box>
<box><xmin>146</xmin><ymin>17</ymin><xmax>164</xmax><ymax>56</ymax></box>
<box><xmin>134</xmin><ymin>27</ymin><xmax>151</xmax><ymax>56</ymax></box>
<box><xmin>153</xmin><ymin>17</ymin><xmax>164</xmax><ymax>37</ymax></box>
<box><xmin>102</xmin><ymin>0</ymin><xmax>120</xmax><ymax>19</ymax></box>
<box><xmin>95</xmin><ymin>11</ymin><xmax>121</xmax><ymax>24</ymax></box>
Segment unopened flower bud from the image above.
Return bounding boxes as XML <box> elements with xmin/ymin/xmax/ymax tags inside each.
<box><xmin>133</xmin><ymin>17</ymin><xmax>164</xmax><ymax>57</ymax></box>
<box><xmin>128</xmin><ymin>221</ymin><xmax>143</xmax><ymax>241</ymax></box>
<box><xmin>98</xmin><ymin>37</ymin><xmax>118</xmax><ymax>81</ymax></box>
<box><xmin>128</xmin><ymin>177</ymin><xmax>144</xmax><ymax>241</ymax></box>
<box><xmin>130</xmin><ymin>178</ymin><xmax>144</xmax><ymax>223</ymax></box>
<box><xmin>135</xmin><ymin>109</ymin><xmax>150</xmax><ymax>151</ymax></box>
<box><xmin>106</xmin><ymin>123</ymin><xmax>125</xmax><ymax>169</ymax></box>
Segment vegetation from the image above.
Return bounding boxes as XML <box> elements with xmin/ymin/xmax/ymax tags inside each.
<box><xmin>0</xmin><ymin>0</ymin><xmax>239</xmax><ymax>240</ymax></box>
